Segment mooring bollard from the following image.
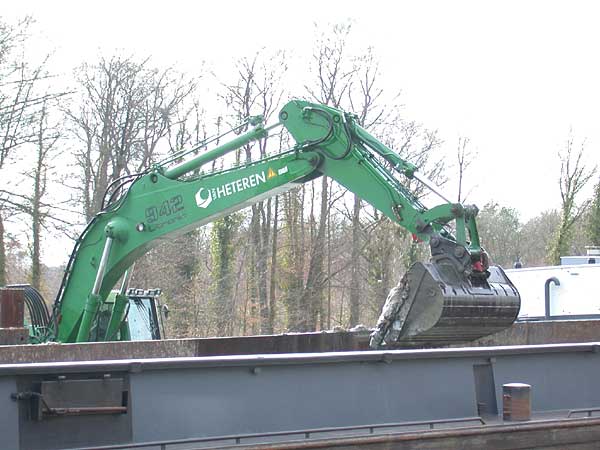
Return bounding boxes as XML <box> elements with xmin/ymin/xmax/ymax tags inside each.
<box><xmin>503</xmin><ymin>382</ymin><xmax>532</xmax><ymax>421</ymax></box>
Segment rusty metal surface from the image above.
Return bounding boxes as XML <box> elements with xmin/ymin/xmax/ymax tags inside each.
<box><xmin>475</xmin><ymin>319</ymin><xmax>600</xmax><ymax>346</ymax></box>
<box><xmin>503</xmin><ymin>383</ymin><xmax>532</xmax><ymax>421</ymax></box>
<box><xmin>0</xmin><ymin>331</ymin><xmax>367</xmax><ymax>364</ymax></box>
<box><xmin>0</xmin><ymin>319</ymin><xmax>598</xmax><ymax>365</ymax></box>
<box><xmin>78</xmin><ymin>417</ymin><xmax>487</xmax><ymax>449</ymax></box>
<box><xmin>0</xmin><ymin>288</ymin><xmax>27</xmax><ymax>346</ymax></box>
<box><xmin>0</xmin><ymin>287</ymin><xmax>24</xmax><ymax>327</ymax></box>
<box><xmin>0</xmin><ymin>327</ymin><xmax>28</xmax><ymax>345</ymax></box>
<box><xmin>211</xmin><ymin>417</ymin><xmax>600</xmax><ymax>450</ymax></box>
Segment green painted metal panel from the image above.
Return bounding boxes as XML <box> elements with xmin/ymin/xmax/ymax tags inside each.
<box><xmin>57</xmin><ymin>154</ymin><xmax>317</xmax><ymax>342</ymax></box>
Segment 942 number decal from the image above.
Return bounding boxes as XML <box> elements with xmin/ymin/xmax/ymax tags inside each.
<box><xmin>145</xmin><ymin>195</ymin><xmax>184</xmax><ymax>224</ymax></box>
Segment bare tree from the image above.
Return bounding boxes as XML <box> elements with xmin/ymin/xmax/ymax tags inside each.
<box><xmin>305</xmin><ymin>23</ymin><xmax>357</xmax><ymax>108</ymax></box>
<box><xmin>218</xmin><ymin>50</ymin><xmax>287</xmax><ymax>334</ymax></box>
<box><xmin>456</xmin><ymin>136</ymin><xmax>474</xmax><ymax>203</ymax></box>
<box><xmin>280</xmin><ymin>185</ymin><xmax>306</xmax><ymax>330</ymax></box>
<box><xmin>209</xmin><ymin>213</ymin><xmax>244</xmax><ymax>335</ymax></box>
<box><xmin>0</xmin><ymin>17</ymin><xmax>67</xmax><ymax>284</ymax></box>
<box><xmin>588</xmin><ymin>178</ymin><xmax>600</xmax><ymax>246</ymax></box>
<box><xmin>548</xmin><ymin>134</ymin><xmax>597</xmax><ymax>264</ymax></box>
<box><xmin>66</xmin><ymin>55</ymin><xmax>195</xmax><ymax>220</ymax></box>
<box><xmin>28</xmin><ymin>100</ymin><xmax>61</xmax><ymax>289</ymax></box>
<box><xmin>268</xmin><ymin>194</ymin><xmax>279</xmax><ymax>332</ymax></box>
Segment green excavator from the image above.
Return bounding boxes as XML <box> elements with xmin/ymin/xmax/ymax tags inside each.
<box><xmin>17</xmin><ymin>99</ymin><xmax>520</xmax><ymax>347</ymax></box>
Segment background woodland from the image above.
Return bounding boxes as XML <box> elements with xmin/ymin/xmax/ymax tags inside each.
<box><xmin>1</xmin><ymin>19</ymin><xmax>599</xmax><ymax>337</ymax></box>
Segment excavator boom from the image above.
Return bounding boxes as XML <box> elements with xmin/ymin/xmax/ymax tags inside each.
<box><xmin>47</xmin><ymin>99</ymin><xmax>519</xmax><ymax>345</ymax></box>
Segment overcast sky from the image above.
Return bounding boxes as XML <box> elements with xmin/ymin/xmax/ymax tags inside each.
<box><xmin>4</xmin><ymin>0</ymin><xmax>600</xmax><ymax>263</ymax></box>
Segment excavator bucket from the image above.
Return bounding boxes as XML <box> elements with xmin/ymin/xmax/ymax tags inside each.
<box><xmin>370</xmin><ymin>262</ymin><xmax>520</xmax><ymax>348</ymax></box>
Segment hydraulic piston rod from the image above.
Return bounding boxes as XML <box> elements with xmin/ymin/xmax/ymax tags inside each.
<box><xmin>163</xmin><ymin>123</ymin><xmax>276</xmax><ymax>180</ymax></box>
<box><xmin>75</xmin><ymin>236</ymin><xmax>114</xmax><ymax>342</ymax></box>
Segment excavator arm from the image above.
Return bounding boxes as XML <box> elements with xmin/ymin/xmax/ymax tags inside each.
<box><xmin>51</xmin><ymin>99</ymin><xmax>520</xmax><ymax>345</ymax></box>
<box><xmin>280</xmin><ymin>101</ymin><xmax>519</xmax><ymax>347</ymax></box>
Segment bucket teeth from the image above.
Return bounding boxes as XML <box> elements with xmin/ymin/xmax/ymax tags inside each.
<box><xmin>370</xmin><ymin>262</ymin><xmax>521</xmax><ymax>348</ymax></box>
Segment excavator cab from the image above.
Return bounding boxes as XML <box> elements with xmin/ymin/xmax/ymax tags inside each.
<box><xmin>370</xmin><ymin>235</ymin><xmax>521</xmax><ymax>348</ymax></box>
<box><xmin>93</xmin><ymin>289</ymin><xmax>166</xmax><ymax>341</ymax></box>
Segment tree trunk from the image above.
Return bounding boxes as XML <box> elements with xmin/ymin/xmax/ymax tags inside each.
<box><xmin>31</xmin><ymin>203</ymin><xmax>41</xmax><ymax>289</ymax></box>
<box><xmin>267</xmin><ymin>196</ymin><xmax>279</xmax><ymax>333</ymax></box>
<box><xmin>0</xmin><ymin>213</ymin><xmax>5</xmax><ymax>286</ymax></box>
<box><xmin>248</xmin><ymin>206</ymin><xmax>260</xmax><ymax>335</ymax></box>
<box><xmin>211</xmin><ymin>215</ymin><xmax>241</xmax><ymax>336</ymax></box>
<box><xmin>300</xmin><ymin>176</ymin><xmax>328</xmax><ymax>331</ymax></box>
<box><xmin>30</xmin><ymin>109</ymin><xmax>46</xmax><ymax>290</ymax></box>
<box><xmin>282</xmin><ymin>189</ymin><xmax>304</xmax><ymax>331</ymax></box>
<box><xmin>257</xmin><ymin>200</ymin><xmax>271</xmax><ymax>334</ymax></box>
<box><xmin>91</xmin><ymin>143</ymin><xmax>110</xmax><ymax>218</ymax></box>
<box><xmin>349</xmin><ymin>194</ymin><xmax>361</xmax><ymax>326</ymax></box>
